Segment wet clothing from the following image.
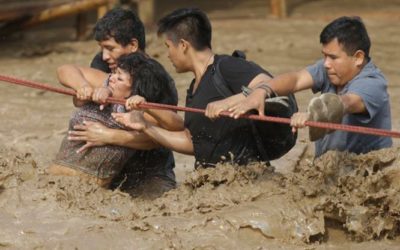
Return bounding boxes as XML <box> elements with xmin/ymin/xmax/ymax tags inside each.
<box><xmin>109</xmin><ymin>148</ymin><xmax>176</xmax><ymax>198</ymax></box>
<box><xmin>54</xmin><ymin>103</ymin><xmax>134</xmax><ymax>178</ymax></box>
<box><xmin>90</xmin><ymin>52</ymin><xmax>178</xmax><ymax>192</ymax></box>
<box><xmin>55</xmin><ymin>53</ymin><xmax>178</xmax><ymax>195</ymax></box>
<box><xmin>307</xmin><ymin>59</ymin><xmax>392</xmax><ymax>157</ymax></box>
<box><xmin>185</xmin><ymin>55</ymin><xmax>267</xmax><ymax>168</ymax></box>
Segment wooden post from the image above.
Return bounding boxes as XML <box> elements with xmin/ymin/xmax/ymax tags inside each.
<box><xmin>137</xmin><ymin>0</ymin><xmax>154</xmax><ymax>26</ymax></box>
<box><xmin>97</xmin><ymin>0</ymin><xmax>117</xmax><ymax>19</ymax></box>
<box><xmin>97</xmin><ymin>5</ymin><xmax>108</xmax><ymax>19</ymax></box>
<box><xmin>270</xmin><ymin>0</ymin><xmax>287</xmax><ymax>18</ymax></box>
<box><xmin>76</xmin><ymin>12</ymin><xmax>87</xmax><ymax>40</ymax></box>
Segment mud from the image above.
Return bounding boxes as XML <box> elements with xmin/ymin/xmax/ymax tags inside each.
<box><xmin>1</xmin><ymin>145</ymin><xmax>400</xmax><ymax>248</ymax></box>
<box><xmin>1</xmin><ymin>0</ymin><xmax>400</xmax><ymax>249</ymax></box>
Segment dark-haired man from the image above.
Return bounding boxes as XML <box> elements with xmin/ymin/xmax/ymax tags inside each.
<box><xmin>113</xmin><ymin>8</ymin><xmax>295</xmax><ymax>168</ymax></box>
<box><xmin>228</xmin><ymin>16</ymin><xmax>392</xmax><ymax>157</ymax></box>
<box><xmin>90</xmin><ymin>7</ymin><xmax>146</xmax><ymax>73</ymax></box>
<box><xmin>53</xmin><ymin>8</ymin><xmax>183</xmax><ymax>196</ymax></box>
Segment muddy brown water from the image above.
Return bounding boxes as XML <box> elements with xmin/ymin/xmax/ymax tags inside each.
<box><xmin>1</xmin><ymin>1</ymin><xmax>400</xmax><ymax>249</ymax></box>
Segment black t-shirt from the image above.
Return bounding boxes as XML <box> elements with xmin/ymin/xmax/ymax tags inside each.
<box><xmin>184</xmin><ymin>55</ymin><xmax>265</xmax><ymax>167</ymax></box>
<box><xmin>90</xmin><ymin>52</ymin><xmax>111</xmax><ymax>73</ymax></box>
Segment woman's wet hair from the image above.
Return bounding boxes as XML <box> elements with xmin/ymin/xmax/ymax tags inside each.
<box><xmin>117</xmin><ymin>53</ymin><xmax>176</xmax><ymax>104</ymax></box>
<box><xmin>320</xmin><ymin>16</ymin><xmax>371</xmax><ymax>59</ymax></box>
<box><xmin>94</xmin><ymin>8</ymin><xmax>146</xmax><ymax>51</ymax></box>
<box><xmin>157</xmin><ymin>8</ymin><xmax>212</xmax><ymax>50</ymax></box>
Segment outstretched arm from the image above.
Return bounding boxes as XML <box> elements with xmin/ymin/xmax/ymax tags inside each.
<box><xmin>229</xmin><ymin>69</ymin><xmax>314</xmax><ymax>118</ymax></box>
<box><xmin>126</xmin><ymin>95</ymin><xmax>185</xmax><ymax>131</ymax></box>
<box><xmin>57</xmin><ymin>64</ymin><xmax>108</xmax><ymax>90</ymax></box>
<box><xmin>112</xmin><ymin>112</ymin><xmax>194</xmax><ymax>155</ymax></box>
<box><xmin>142</xmin><ymin>125</ymin><xmax>193</xmax><ymax>155</ymax></box>
<box><xmin>57</xmin><ymin>65</ymin><xmax>109</xmax><ymax>106</ymax></box>
<box><xmin>143</xmin><ymin>110</ymin><xmax>184</xmax><ymax>131</ymax></box>
<box><xmin>205</xmin><ymin>72</ymin><xmax>273</xmax><ymax>119</ymax></box>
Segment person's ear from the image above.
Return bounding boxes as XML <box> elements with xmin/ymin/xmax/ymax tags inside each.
<box><xmin>353</xmin><ymin>50</ymin><xmax>365</xmax><ymax>67</ymax></box>
<box><xmin>179</xmin><ymin>39</ymin><xmax>190</xmax><ymax>53</ymax></box>
<box><xmin>128</xmin><ymin>38</ymin><xmax>139</xmax><ymax>52</ymax></box>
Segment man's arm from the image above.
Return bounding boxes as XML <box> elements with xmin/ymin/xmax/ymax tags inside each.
<box><xmin>112</xmin><ymin>112</ymin><xmax>194</xmax><ymax>155</ymax></box>
<box><xmin>265</xmin><ymin>69</ymin><xmax>314</xmax><ymax>95</ymax></box>
<box><xmin>205</xmin><ymin>72</ymin><xmax>272</xmax><ymax>119</ymax></box>
<box><xmin>126</xmin><ymin>95</ymin><xmax>185</xmax><ymax>131</ymax></box>
<box><xmin>143</xmin><ymin>110</ymin><xmax>184</xmax><ymax>131</ymax></box>
<box><xmin>340</xmin><ymin>94</ymin><xmax>366</xmax><ymax>114</ymax></box>
<box><xmin>229</xmin><ymin>69</ymin><xmax>314</xmax><ymax>118</ymax></box>
<box><xmin>57</xmin><ymin>64</ymin><xmax>108</xmax><ymax>90</ymax></box>
<box><xmin>142</xmin><ymin>126</ymin><xmax>194</xmax><ymax>155</ymax></box>
<box><xmin>289</xmin><ymin>91</ymin><xmax>366</xmax><ymax>133</ymax></box>
<box><xmin>57</xmin><ymin>65</ymin><xmax>110</xmax><ymax>107</ymax></box>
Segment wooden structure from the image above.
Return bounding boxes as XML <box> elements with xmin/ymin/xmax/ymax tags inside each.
<box><xmin>133</xmin><ymin>0</ymin><xmax>154</xmax><ymax>27</ymax></box>
<box><xmin>270</xmin><ymin>0</ymin><xmax>287</xmax><ymax>18</ymax></box>
<box><xmin>132</xmin><ymin>0</ymin><xmax>290</xmax><ymax>23</ymax></box>
<box><xmin>130</xmin><ymin>0</ymin><xmax>291</xmax><ymax>23</ymax></box>
<box><xmin>0</xmin><ymin>0</ymin><xmax>297</xmax><ymax>40</ymax></box>
<box><xmin>0</xmin><ymin>0</ymin><xmax>117</xmax><ymax>40</ymax></box>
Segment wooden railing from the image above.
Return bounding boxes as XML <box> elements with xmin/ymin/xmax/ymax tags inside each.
<box><xmin>0</xmin><ymin>0</ymin><xmax>116</xmax><ymax>40</ymax></box>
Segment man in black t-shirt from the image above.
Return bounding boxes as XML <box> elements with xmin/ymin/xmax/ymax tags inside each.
<box><xmin>112</xmin><ymin>8</ymin><xmax>294</xmax><ymax>168</ymax></box>
<box><xmin>56</xmin><ymin>8</ymin><xmax>183</xmax><ymax>197</ymax></box>
<box><xmin>183</xmin><ymin>54</ymin><xmax>267</xmax><ymax>167</ymax></box>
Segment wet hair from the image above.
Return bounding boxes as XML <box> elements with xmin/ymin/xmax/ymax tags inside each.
<box><xmin>117</xmin><ymin>53</ymin><xmax>177</xmax><ymax>104</ymax></box>
<box><xmin>157</xmin><ymin>8</ymin><xmax>212</xmax><ymax>50</ymax></box>
<box><xmin>320</xmin><ymin>16</ymin><xmax>371</xmax><ymax>59</ymax></box>
<box><xmin>94</xmin><ymin>8</ymin><xmax>146</xmax><ymax>51</ymax></box>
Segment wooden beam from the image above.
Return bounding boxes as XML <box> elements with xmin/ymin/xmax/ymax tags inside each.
<box><xmin>0</xmin><ymin>7</ymin><xmax>43</xmax><ymax>22</ymax></box>
<box><xmin>0</xmin><ymin>0</ymin><xmax>111</xmax><ymax>34</ymax></box>
<box><xmin>24</xmin><ymin>0</ymin><xmax>110</xmax><ymax>27</ymax></box>
<box><xmin>76</xmin><ymin>12</ymin><xmax>88</xmax><ymax>40</ymax></box>
<box><xmin>270</xmin><ymin>0</ymin><xmax>287</xmax><ymax>18</ymax></box>
<box><xmin>97</xmin><ymin>0</ymin><xmax>117</xmax><ymax>19</ymax></box>
<box><xmin>136</xmin><ymin>0</ymin><xmax>155</xmax><ymax>26</ymax></box>
<box><xmin>97</xmin><ymin>5</ymin><xmax>108</xmax><ymax>19</ymax></box>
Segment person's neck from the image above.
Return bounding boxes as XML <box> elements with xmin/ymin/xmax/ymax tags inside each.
<box><xmin>192</xmin><ymin>49</ymin><xmax>214</xmax><ymax>86</ymax></box>
<box><xmin>360</xmin><ymin>57</ymin><xmax>369</xmax><ymax>68</ymax></box>
<box><xmin>337</xmin><ymin>59</ymin><xmax>369</xmax><ymax>93</ymax></box>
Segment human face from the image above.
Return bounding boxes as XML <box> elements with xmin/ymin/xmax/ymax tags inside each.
<box><xmin>322</xmin><ymin>38</ymin><xmax>361</xmax><ymax>88</ymax></box>
<box><xmin>108</xmin><ymin>67</ymin><xmax>132</xmax><ymax>99</ymax></box>
<box><xmin>164</xmin><ymin>37</ymin><xmax>188</xmax><ymax>73</ymax></box>
<box><xmin>99</xmin><ymin>37</ymin><xmax>137</xmax><ymax>70</ymax></box>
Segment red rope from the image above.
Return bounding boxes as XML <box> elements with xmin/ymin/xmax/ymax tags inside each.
<box><xmin>1</xmin><ymin>74</ymin><xmax>399</xmax><ymax>139</ymax></box>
